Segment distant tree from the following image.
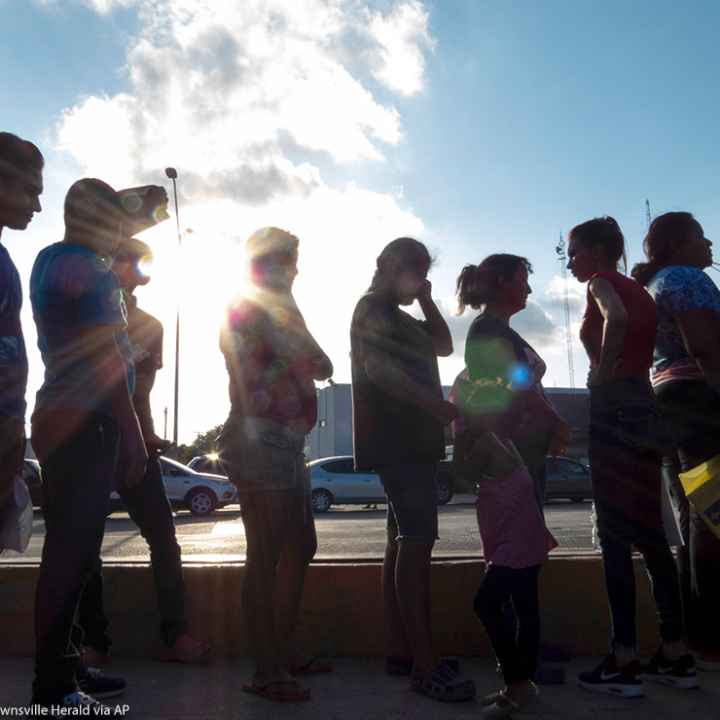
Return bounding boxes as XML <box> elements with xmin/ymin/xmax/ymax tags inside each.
<box><xmin>165</xmin><ymin>423</ymin><xmax>225</xmax><ymax>464</ymax></box>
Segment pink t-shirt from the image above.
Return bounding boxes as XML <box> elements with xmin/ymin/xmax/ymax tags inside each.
<box><xmin>475</xmin><ymin>467</ymin><xmax>558</xmax><ymax>568</ymax></box>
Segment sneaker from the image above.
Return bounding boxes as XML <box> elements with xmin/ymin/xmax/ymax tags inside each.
<box><xmin>30</xmin><ymin>691</ymin><xmax>104</xmax><ymax>717</ymax></box>
<box><xmin>77</xmin><ymin>666</ymin><xmax>126</xmax><ymax>699</ymax></box>
<box><xmin>641</xmin><ymin>648</ymin><xmax>699</xmax><ymax>689</ymax></box>
<box><xmin>578</xmin><ymin>655</ymin><xmax>644</xmax><ymax>698</ymax></box>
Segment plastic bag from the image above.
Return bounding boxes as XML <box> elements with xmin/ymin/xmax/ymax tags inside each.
<box><xmin>0</xmin><ymin>475</ymin><xmax>33</xmax><ymax>555</ymax></box>
<box><xmin>679</xmin><ymin>454</ymin><xmax>720</xmax><ymax>540</ymax></box>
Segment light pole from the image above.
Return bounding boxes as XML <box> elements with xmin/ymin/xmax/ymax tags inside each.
<box><xmin>165</xmin><ymin>167</ymin><xmax>181</xmax><ymax>445</ymax></box>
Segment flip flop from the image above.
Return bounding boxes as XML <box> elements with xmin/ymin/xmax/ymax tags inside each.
<box><xmin>242</xmin><ymin>679</ymin><xmax>311</xmax><ymax>702</ymax></box>
<box><xmin>289</xmin><ymin>656</ymin><xmax>334</xmax><ymax>676</ymax></box>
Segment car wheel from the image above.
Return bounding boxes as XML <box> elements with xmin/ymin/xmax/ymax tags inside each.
<box><xmin>186</xmin><ymin>487</ymin><xmax>218</xmax><ymax>516</ymax></box>
<box><xmin>571</xmin><ymin>496</ymin><xmax>584</xmax><ymax>504</ymax></box>
<box><xmin>311</xmin><ymin>489</ymin><xmax>333</xmax><ymax>513</ymax></box>
<box><xmin>437</xmin><ymin>476</ymin><xmax>453</xmax><ymax>505</ymax></box>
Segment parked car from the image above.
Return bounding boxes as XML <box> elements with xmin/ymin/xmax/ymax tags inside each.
<box><xmin>188</xmin><ymin>453</ymin><xmax>227</xmax><ymax>475</ymax></box>
<box><xmin>545</xmin><ymin>456</ymin><xmax>592</xmax><ymax>503</ymax></box>
<box><xmin>308</xmin><ymin>455</ymin><xmax>454</xmax><ymax>513</ymax></box>
<box><xmin>23</xmin><ymin>458</ymin><xmax>43</xmax><ymax>508</ymax></box>
<box><xmin>25</xmin><ymin>456</ymin><xmax>236</xmax><ymax>517</ymax></box>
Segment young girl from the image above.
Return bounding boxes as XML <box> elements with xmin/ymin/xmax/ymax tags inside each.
<box><xmin>452</xmin><ymin>253</ymin><xmax>561</xmax><ymax>716</ymax></box>
<box><xmin>452</xmin><ymin>393</ymin><xmax>556</xmax><ymax>718</ymax></box>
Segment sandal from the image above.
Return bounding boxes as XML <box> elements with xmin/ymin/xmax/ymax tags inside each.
<box><xmin>242</xmin><ymin>679</ymin><xmax>311</xmax><ymax>702</ymax></box>
<box><xmin>288</xmin><ymin>656</ymin><xmax>334</xmax><ymax>676</ymax></box>
<box><xmin>411</xmin><ymin>660</ymin><xmax>476</xmax><ymax>702</ymax></box>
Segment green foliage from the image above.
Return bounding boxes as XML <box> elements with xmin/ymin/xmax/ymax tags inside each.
<box><xmin>165</xmin><ymin>423</ymin><xmax>224</xmax><ymax>464</ymax></box>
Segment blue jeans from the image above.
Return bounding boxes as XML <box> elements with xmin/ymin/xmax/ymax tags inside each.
<box><xmin>78</xmin><ymin>455</ymin><xmax>187</xmax><ymax>652</ymax></box>
<box><xmin>33</xmin><ymin>414</ymin><xmax>119</xmax><ymax>700</ymax></box>
<box><xmin>656</xmin><ymin>380</ymin><xmax>720</xmax><ymax>652</ymax></box>
<box><xmin>590</xmin><ymin>379</ymin><xmax>683</xmax><ymax>650</ymax></box>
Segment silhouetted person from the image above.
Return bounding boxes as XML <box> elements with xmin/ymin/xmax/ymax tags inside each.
<box><xmin>453</xmin><ymin>254</ymin><xmax>567</xmax><ymax>706</ymax></box>
<box><xmin>78</xmin><ymin>235</ymin><xmax>209</xmax><ymax>666</ymax></box>
<box><xmin>632</xmin><ymin>212</ymin><xmax>720</xmax><ymax>669</ymax></box>
<box><xmin>568</xmin><ymin>217</ymin><xmax>693</xmax><ymax>698</ymax></box>
<box><xmin>0</xmin><ymin>132</ymin><xmax>43</xmax><ymax>519</ymax></box>
<box><xmin>350</xmin><ymin>238</ymin><xmax>475</xmax><ymax>702</ymax></box>
<box><xmin>30</xmin><ymin>179</ymin><xmax>147</xmax><ymax>711</ymax></box>
<box><xmin>219</xmin><ymin>227</ymin><xmax>332</xmax><ymax>702</ymax></box>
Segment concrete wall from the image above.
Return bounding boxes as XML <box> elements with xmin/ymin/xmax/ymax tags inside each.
<box><xmin>0</xmin><ymin>556</ymin><xmax>661</xmax><ymax>659</ymax></box>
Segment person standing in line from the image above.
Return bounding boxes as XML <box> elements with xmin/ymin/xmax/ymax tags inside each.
<box><xmin>0</xmin><ymin>132</ymin><xmax>43</xmax><ymax>521</ymax></box>
<box><xmin>219</xmin><ymin>227</ymin><xmax>333</xmax><ymax>703</ymax></box>
<box><xmin>567</xmin><ymin>217</ymin><xmax>695</xmax><ymax>697</ymax></box>
<box><xmin>632</xmin><ymin>212</ymin><xmax>720</xmax><ymax>670</ymax></box>
<box><xmin>452</xmin><ymin>254</ymin><xmax>569</xmax><ymax>703</ymax></box>
<box><xmin>78</xmin><ymin>236</ymin><xmax>210</xmax><ymax>666</ymax></box>
<box><xmin>30</xmin><ymin>179</ymin><xmax>147</xmax><ymax>712</ymax></box>
<box><xmin>350</xmin><ymin>237</ymin><xmax>475</xmax><ymax>703</ymax></box>
<box><xmin>454</xmin><ymin>255</ymin><xmax>569</xmax><ymax>509</ymax></box>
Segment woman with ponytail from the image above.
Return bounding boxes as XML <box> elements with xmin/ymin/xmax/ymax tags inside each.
<box><xmin>452</xmin><ymin>254</ymin><xmax>565</xmax><ymax>715</ymax></box>
<box><xmin>632</xmin><ymin>212</ymin><xmax>720</xmax><ymax>668</ymax></box>
<box><xmin>567</xmin><ymin>217</ymin><xmax>693</xmax><ymax>698</ymax></box>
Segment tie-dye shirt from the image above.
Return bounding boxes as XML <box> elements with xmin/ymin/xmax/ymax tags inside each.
<box><xmin>0</xmin><ymin>244</ymin><xmax>28</xmax><ymax>420</ymax></box>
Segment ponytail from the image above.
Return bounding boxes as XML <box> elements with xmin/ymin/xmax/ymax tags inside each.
<box><xmin>455</xmin><ymin>254</ymin><xmax>532</xmax><ymax>314</ymax></box>
<box><xmin>456</xmin><ymin>264</ymin><xmax>483</xmax><ymax>314</ymax></box>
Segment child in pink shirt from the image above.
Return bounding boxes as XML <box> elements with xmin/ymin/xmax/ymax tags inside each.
<box><xmin>452</xmin><ymin>379</ymin><xmax>557</xmax><ymax>717</ymax></box>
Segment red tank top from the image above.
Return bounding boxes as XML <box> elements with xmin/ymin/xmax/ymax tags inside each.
<box><xmin>579</xmin><ymin>271</ymin><xmax>657</xmax><ymax>378</ymax></box>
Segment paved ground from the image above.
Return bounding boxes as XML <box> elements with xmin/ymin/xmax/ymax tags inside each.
<box><xmin>3</xmin><ymin>656</ymin><xmax>719</xmax><ymax>719</ymax></box>
<box><xmin>2</xmin><ymin>498</ymin><xmax>596</xmax><ymax>564</ymax></box>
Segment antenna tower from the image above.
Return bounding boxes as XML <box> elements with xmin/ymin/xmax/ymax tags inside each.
<box><xmin>645</xmin><ymin>199</ymin><xmax>652</xmax><ymax>229</ymax></box>
<box><xmin>555</xmin><ymin>232</ymin><xmax>575</xmax><ymax>390</ymax></box>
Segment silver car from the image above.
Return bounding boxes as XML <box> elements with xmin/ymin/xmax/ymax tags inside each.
<box><xmin>111</xmin><ymin>456</ymin><xmax>237</xmax><ymax>516</ymax></box>
<box><xmin>309</xmin><ymin>455</ymin><xmax>453</xmax><ymax>513</ymax></box>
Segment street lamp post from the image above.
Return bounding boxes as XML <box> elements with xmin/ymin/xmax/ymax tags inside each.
<box><xmin>165</xmin><ymin>168</ymin><xmax>181</xmax><ymax>445</ymax></box>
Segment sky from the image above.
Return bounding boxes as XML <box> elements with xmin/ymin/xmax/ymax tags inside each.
<box><xmin>2</xmin><ymin>0</ymin><xmax>719</xmax><ymax>443</ymax></box>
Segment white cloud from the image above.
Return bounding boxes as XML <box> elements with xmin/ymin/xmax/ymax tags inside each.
<box><xmin>56</xmin><ymin>0</ymin><xmax>421</xmax><ymax>200</ymax></box>
<box><xmin>46</xmin><ymin>0</ymin><xmax>435</xmax><ymax>439</ymax></box>
<box><xmin>367</xmin><ymin>1</ymin><xmax>434</xmax><ymax>96</ymax></box>
<box><xmin>544</xmin><ymin>274</ymin><xmax>586</xmax><ymax>314</ymax></box>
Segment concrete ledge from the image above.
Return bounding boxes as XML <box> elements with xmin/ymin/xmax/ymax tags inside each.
<box><xmin>0</xmin><ymin>556</ymin><xmax>661</xmax><ymax>658</ymax></box>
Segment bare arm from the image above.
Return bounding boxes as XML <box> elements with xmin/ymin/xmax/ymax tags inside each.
<box><xmin>418</xmin><ymin>280</ymin><xmax>453</xmax><ymax>357</ymax></box>
<box><xmin>676</xmin><ymin>308</ymin><xmax>720</xmax><ymax>395</ymax></box>
<box><xmin>587</xmin><ymin>277</ymin><xmax>628</xmax><ymax>385</ymax></box>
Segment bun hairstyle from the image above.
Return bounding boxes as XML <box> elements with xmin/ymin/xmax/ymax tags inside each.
<box><xmin>370</xmin><ymin>237</ymin><xmax>432</xmax><ymax>290</ymax></box>
<box><xmin>456</xmin><ymin>254</ymin><xmax>532</xmax><ymax>314</ymax></box>
<box><xmin>631</xmin><ymin>212</ymin><xmax>701</xmax><ymax>287</ymax></box>
<box><xmin>568</xmin><ymin>216</ymin><xmax>627</xmax><ymax>272</ymax></box>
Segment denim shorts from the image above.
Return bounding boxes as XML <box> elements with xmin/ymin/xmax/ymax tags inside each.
<box><xmin>218</xmin><ymin>415</ymin><xmax>309</xmax><ymax>494</ymax></box>
<box><xmin>377</xmin><ymin>462</ymin><xmax>439</xmax><ymax>543</ymax></box>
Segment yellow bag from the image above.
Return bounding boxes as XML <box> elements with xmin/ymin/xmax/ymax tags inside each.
<box><xmin>679</xmin><ymin>455</ymin><xmax>720</xmax><ymax>539</ymax></box>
